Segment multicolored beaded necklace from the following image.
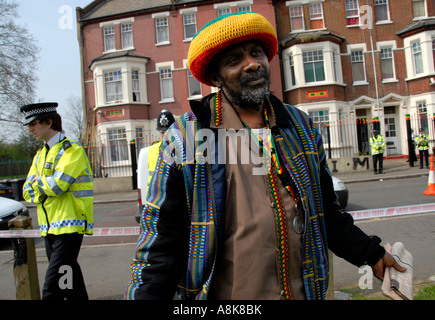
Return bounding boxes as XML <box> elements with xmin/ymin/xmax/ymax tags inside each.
<box><xmin>214</xmin><ymin>90</ymin><xmax>295</xmax><ymax>300</ymax></box>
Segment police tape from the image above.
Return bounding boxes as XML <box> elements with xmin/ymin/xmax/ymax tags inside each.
<box><xmin>1</xmin><ymin>203</ymin><xmax>435</xmax><ymax>238</ymax></box>
<box><xmin>0</xmin><ymin>226</ymin><xmax>140</xmax><ymax>239</ymax></box>
<box><xmin>349</xmin><ymin>202</ymin><xmax>435</xmax><ymax>220</ymax></box>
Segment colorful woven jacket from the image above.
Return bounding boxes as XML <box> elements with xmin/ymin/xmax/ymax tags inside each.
<box><xmin>125</xmin><ymin>94</ymin><xmax>385</xmax><ymax>300</ymax></box>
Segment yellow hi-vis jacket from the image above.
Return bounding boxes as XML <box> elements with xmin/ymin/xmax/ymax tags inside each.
<box><xmin>147</xmin><ymin>141</ymin><xmax>162</xmax><ymax>190</ymax></box>
<box><xmin>23</xmin><ymin>138</ymin><xmax>94</xmax><ymax>236</ymax></box>
<box><xmin>415</xmin><ymin>134</ymin><xmax>429</xmax><ymax>151</ymax></box>
<box><xmin>370</xmin><ymin>134</ymin><xmax>385</xmax><ymax>155</ymax></box>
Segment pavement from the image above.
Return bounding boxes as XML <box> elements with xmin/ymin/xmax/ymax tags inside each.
<box><xmin>0</xmin><ymin>156</ymin><xmax>432</xmax><ymax>301</ymax></box>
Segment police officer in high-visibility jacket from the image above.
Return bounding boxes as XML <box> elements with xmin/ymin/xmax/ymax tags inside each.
<box><xmin>415</xmin><ymin>128</ymin><xmax>430</xmax><ymax>169</ymax></box>
<box><xmin>370</xmin><ymin>129</ymin><xmax>386</xmax><ymax>174</ymax></box>
<box><xmin>21</xmin><ymin>102</ymin><xmax>93</xmax><ymax>300</ymax></box>
<box><xmin>147</xmin><ymin>110</ymin><xmax>175</xmax><ymax>189</ymax></box>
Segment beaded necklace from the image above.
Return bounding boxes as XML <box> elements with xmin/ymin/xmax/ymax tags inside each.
<box><xmin>215</xmin><ymin>91</ymin><xmax>295</xmax><ymax>300</ymax></box>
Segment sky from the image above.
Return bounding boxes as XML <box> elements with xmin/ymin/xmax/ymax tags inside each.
<box><xmin>16</xmin><ymin>0</ymin><xmax>92</xmax><ymax>131</ymax></box>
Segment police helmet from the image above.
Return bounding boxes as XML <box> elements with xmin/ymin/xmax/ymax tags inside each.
<box><xmin>156</xmin><ymin>109</ymin><xmax>175</xmax><ymax>132</ymax></box>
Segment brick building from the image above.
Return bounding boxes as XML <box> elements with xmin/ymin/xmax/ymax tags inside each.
<box><xmin>77</xmin><ymin>0</ymin><xmax>435</xmax><ymax>176</ymax></box>
<box><xmin>76</xmin><ymin>0</ymin><xmax>280</xmax><ymax>176</ymax></box>
<box><xmin>275</xmin><ymin>0</ymin><xmax>435</xmax><ymax>158</ymax></box>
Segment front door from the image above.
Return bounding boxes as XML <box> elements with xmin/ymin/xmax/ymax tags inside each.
<box><xmin>384</xmin><ymin>106</ymin><xmax>400</xmax><ymax>156</ymax></box>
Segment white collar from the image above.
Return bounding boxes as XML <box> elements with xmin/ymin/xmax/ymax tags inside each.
<box><xmin>46</xmin><ymin>132</ymin><xmax>65</xmax><ymax>149</ymax></box>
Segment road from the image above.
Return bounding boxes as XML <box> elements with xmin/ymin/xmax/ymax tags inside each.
<box><xmin>0</xmin><ymin>176</ymin><xmax>434</xmax><ymax>299</ymax></box>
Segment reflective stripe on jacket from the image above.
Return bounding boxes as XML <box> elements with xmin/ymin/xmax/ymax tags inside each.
<box><xmin>415</xmin><ymin>134</ymin><xmax>429</xmax><ymax>151</ymax></box>
<box><xmin>23</xmin><ymin>138</ymin><xmax>94</xmax><ymax>236</ymax></box>
<box><xmin>370</xmin><ymin>134</ymin><xmax>385</xmax><ymax>155</ymax></box>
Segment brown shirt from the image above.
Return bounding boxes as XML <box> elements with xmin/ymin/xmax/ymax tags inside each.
<box><xmin>208</xmin><ymin>98</ymin><xmax>305</xmax><ymax>300</ymax></box>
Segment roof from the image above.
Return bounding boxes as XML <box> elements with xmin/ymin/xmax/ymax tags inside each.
<box><xmin>78</xmin><ymin>0</ymin><xmax>202</xmax><ymax>22</ymax></box>
<box><xmin>89</xmin><ymin>50</ymin><xmax>150</xmax><ymax>69</ymax></box>
<box><xmin>280</xmin><ymin>30</ymin><xmax>346</xmax><ymax>47</ymax></box>
<box><xmin>396</xmin><ymin>18</ymin><xmax>435</xmax><ymax>37</ymax></box>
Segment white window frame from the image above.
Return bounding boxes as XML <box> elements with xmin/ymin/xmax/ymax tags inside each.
<box><xmin>403</xmin><ymin>31</ymin><xmax>435</xmax><ymax>80</ymax></box>
<box><xmin>100</xmin><ymin>18</ymin><xmax>135</xmax><ymax>53</ymax></box>
<box><xmin>103</xmin><ymin>26</ymin><xmax>115</xmax><ymax>52</ymax></box>
<box><xmin>347</xmin><ymin>44</ymin><xmax>368</xmax><ymax>85</ymax></box>
<box><xmin>152</xmin><ymin>12</ymin><xmax>170</xmax><ymax>46</ymax></box>
<box><xmin>412</xmin><ymin>40</ymin><xmax>424</xmax><ymax>76</ymax></box>
<box><xmin>376</xmin><ymin>41</ymin><xmax>397</xmax><ymax>82</ymax></box>
<box><xmin>345</xmin><ymin>0</ymin><xmax>360</xmax><ymax>26</ymax></box>
<box><xmin>107</xmin><ymin>128</ymin><xmax>129</xmax><ymax>163</ymax></box>
<box><xmin>309</xmin><ymin>3</ymin><xmax>325</xmax><ymax>30</ymax></box>
<box><xmin>303</xmin><ymin>49</ymin><xmax>325</xmax><ymax>83</ymax></box>
<box><xmin>121</xmin><ymin>23</ymin><xmax>133</xmax><ymax>50</ymax></box>
<box><xmin>413</xmin><ymin>0</ymin><xmax>427</xmax><ymax>20</ymax></box>
<box><xmin>374</xmin><ymin>0</ymin><xmax>391</xmax><ymax>23</ymax></box>
<box><xmin>183</xmin><ymin>60</ymin><xmax>202</xmax><ymax>99</ymax></box>
<box><xmin>131</xmin><ymin>69</ymin><xmax>141</xmax><ymax>102</ymax></box>
<box><xmin>289</xmin><ymin>5</ymin><xmax>305</xmax><ymax>32</ymax></box>
<box><xmin>180</xmin><ymin>8</ymin><xmax>197</xmax><ymax>41</ymax></box>
<box><xmin>282</xmin><ymin>42</ymin><xmax>343</xmax><ymax>90</ymax></box>
<box><xmin>156</xmin><ymin>62</ymin><xmax>175</xmax><ymax>103</ymax></box>
<box><xmin>104</xmin><ymin>70</ymin><xmax>123</xmax><ymax>104</ymax></box>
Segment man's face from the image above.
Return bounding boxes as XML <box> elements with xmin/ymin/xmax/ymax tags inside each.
<box><xmin>212</xmin><ymin>40</ymin><xmax>271</xmax><ymax>109</ymax></box>
<box><xmin>27</xmin><ymin>119</ymin><xmax>52</xmax><ymax>141</ymax></box>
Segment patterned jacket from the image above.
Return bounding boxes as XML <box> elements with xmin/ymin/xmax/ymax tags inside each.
<box><xmin>125</xmin><ymin>94</ymin><xmax>385</xmax><ymax>300</ymax></box>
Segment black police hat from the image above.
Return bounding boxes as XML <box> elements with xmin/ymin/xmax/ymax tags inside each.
<box><xmin>156</xmin><ymin>109</ymin><xmax>175</xmax><ymax>132</ymax></box>
<box><xmin>20</xmin><ymin>102</ymin><xmax>58</xmax><ymax>125</ymax></box>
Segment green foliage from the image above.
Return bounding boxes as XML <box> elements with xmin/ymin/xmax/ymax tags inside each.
<box><xmin>0</xmin><ymin>132</ymin><xmax>42</xmax><ymax>160</ymax></box>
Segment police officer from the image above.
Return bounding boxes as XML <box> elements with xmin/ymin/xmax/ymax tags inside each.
<box><xmin>370</xmin><ymin>129</ymin><xmax>386</xmax><ymax>174</ymax></box>
<box><xmin>415</xmin><ymin>128</ymin><xmax>429</xmax><ymax>169</ymax></box>
<box><xmin>147</xmin><ymin>110</ymin><xmax>175</xmax><ymax>187</ymax></box>
<box><xmin>21</xmin><ymin>102</ymin><xmax>93</xmax><ymax>300</ymax></box>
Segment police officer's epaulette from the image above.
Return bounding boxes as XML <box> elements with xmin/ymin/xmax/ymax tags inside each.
<box><xmin>62</xmin><ymin>140</ymin><xmax>72</xmax><ymax>151</ymax></box>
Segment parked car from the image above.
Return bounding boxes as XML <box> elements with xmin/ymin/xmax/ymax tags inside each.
<box><xmin>0</xmin><ymin>197</ymin><xmax>29</xmax><ymax>231</ymax></box>
<box><xmin>0</xmin><ymin>183</ymin><xmax>14</xmax><ymax>199</ymax></box>
<box><xmin>332</xmin><ymin>176</ymin><xmax>348</xmax><ymax>210</ymax></box>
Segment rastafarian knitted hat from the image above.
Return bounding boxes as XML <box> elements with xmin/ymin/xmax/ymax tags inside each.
<box><xmin>187</xmin><ymin>12</ymin><xmax>278</xmax><ymax>86</ymax></box>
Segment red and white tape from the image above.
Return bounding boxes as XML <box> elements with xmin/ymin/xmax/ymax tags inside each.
<box><xmin>349</xmin><ymin>202</ymin><xmax>435</xmax><ymax>220</ymax></box>
<box><xmin>1</xmin><ymin>203</ymin><xmax>434</xmax><ymax>238</ymax></box>
<box><xmin>0</xmin><ymin>226</ymin><xmax>140</xmax><ymax>239</ymax></box>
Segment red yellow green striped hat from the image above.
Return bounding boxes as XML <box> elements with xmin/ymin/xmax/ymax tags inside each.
<box><xmin>187</xmin><ymin>12</ymin><xmax>278</xmax><ymax>86</ymax></box>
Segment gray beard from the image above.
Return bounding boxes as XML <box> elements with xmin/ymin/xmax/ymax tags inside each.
<box><xmin>222</xmin><ymin>70</ymin><xmax>271</xmax><ymax>111</ymax></box>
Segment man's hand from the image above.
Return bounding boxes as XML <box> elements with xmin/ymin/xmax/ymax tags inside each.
<box><xmin>372</xmin><ymin>252</ymin><xmax>407</xmax><ymax>281</ymax></box>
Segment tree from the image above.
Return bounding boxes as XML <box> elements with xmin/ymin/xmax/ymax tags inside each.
<box><xmin>0</xmin><ymin>0</ymin><xmax>39</xmax><ymax>141</ymax></box>
<box><xmin>61</xmin><ymin>95</ymin><xmax>85</xmax><ymax>143</ymax></box>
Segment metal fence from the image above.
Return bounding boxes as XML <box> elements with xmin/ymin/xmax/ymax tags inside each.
<box><xmin>0</xmin><ymin>159</ymin><xmax>32</xmax><ymax>179</ymax></box>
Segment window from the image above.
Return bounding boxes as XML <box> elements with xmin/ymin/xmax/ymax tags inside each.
<box><xmin>375</xmin><ymin>0</ymin><xmax>390</xmax><ymax>22</ymax></box>
<box><xmin>289</xmin><ymin>6</ymin><xmax>304</xmax><ymax>31</ymax></box>
<box><xmin>237</xmin><ymin>4</ymin><xmax>251</xmax><ymax>12</ymax></box>
<box><xmin>108</xmin><ymin>128</ymin><xmax>128</xmax><ymax>162</ymax></box>
<box><xmin>104</xmin><ymin>26</ymin><xmax>115</xmax><ymax>51</ymax></box>
<box><xmin>218</xmin><ymin>7</ymin><xmax>231</xmax><ymax>16</ymax></box>
<box><xmin>155</xmin><ymin>17</ymin><xmax>169</xmax><ymax>44</ymax></box>
<box><xmin>121</xmin><ymin>24</ymin><xmax>133</xmax><ymax>49</ymax></box>
<box><xmin>413</xmin><ymin>0</ymin><xmax>427</xmax><ymax>18</ymax></box>
<box><xmin>345</xmin><ymin>0</ymin><xmax>360</xmax><ymax>26</ymax></box>
<box><xmin>380</xmin><ymin>48</ymin><xmax>394</xmax><ymax>80</ymax></box>
<box><xmin>289</xmin><ymin>54</ymin><xmax>296</xmax><ymax>87</ymax></box>
<box><xmin>159</xmin><ymin>67</ymin><xmax>174</xmax><ymax>102</ymax></box>
<box><xmin>187</xmin><ymin>68</ymin><xmax>201</xmax><ymax>97</ymax></box>
<box><xmin>417</xmin><ymin>101</ymin><xmax>428</xmax><ymax>132</ymax></box>
<box><xmin>309</xmin><ymin>110</ymin><xmax>329</xmax><ymax>144</ymax></box>
<box><xmin>303</xmin><ymin>50</ymin><xmax>325</xmax><ymax>83</ymax></box>
<box><xmin>309</xmin><ymin>3</ymin><xmax>324</xmax><ymax>29</ymax></box>
<box><xmin>351</xmin><ymin>50</ymin><xmax>366</xmax><ymax>82</ymax></box>
<box><xmin>136</xmin><ymin>127</ymin><xmax>145</xmax><ymax>151</ymax></box>
<box><xmin>105</xmin><ymin>70</ymin><xmax>123</xmax><ymax>103</ymax></box>
<box><xmin>432</xmin><ymin>39</ymin><xmax>435</xmax><ymax>72</ymax></box>
<box><xmin>412</xmin><ymin>41</ymin><xmax>424</xmax><ymax>75</ymax></box>
<box><xmin>183</xmin><ymin>13</ymin><xmax>197</xmax><ymax>40</ymax></box>
<box><xmin>131</xmin><ymin>70</ymin><xmax>140</xmax><ymax>102</ymax></box>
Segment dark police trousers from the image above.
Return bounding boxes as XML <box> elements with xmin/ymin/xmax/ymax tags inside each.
<box><xmin>43</xmin><ymin>233</ymin><xmax>88</xmax><ymax>300</ymax></box>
